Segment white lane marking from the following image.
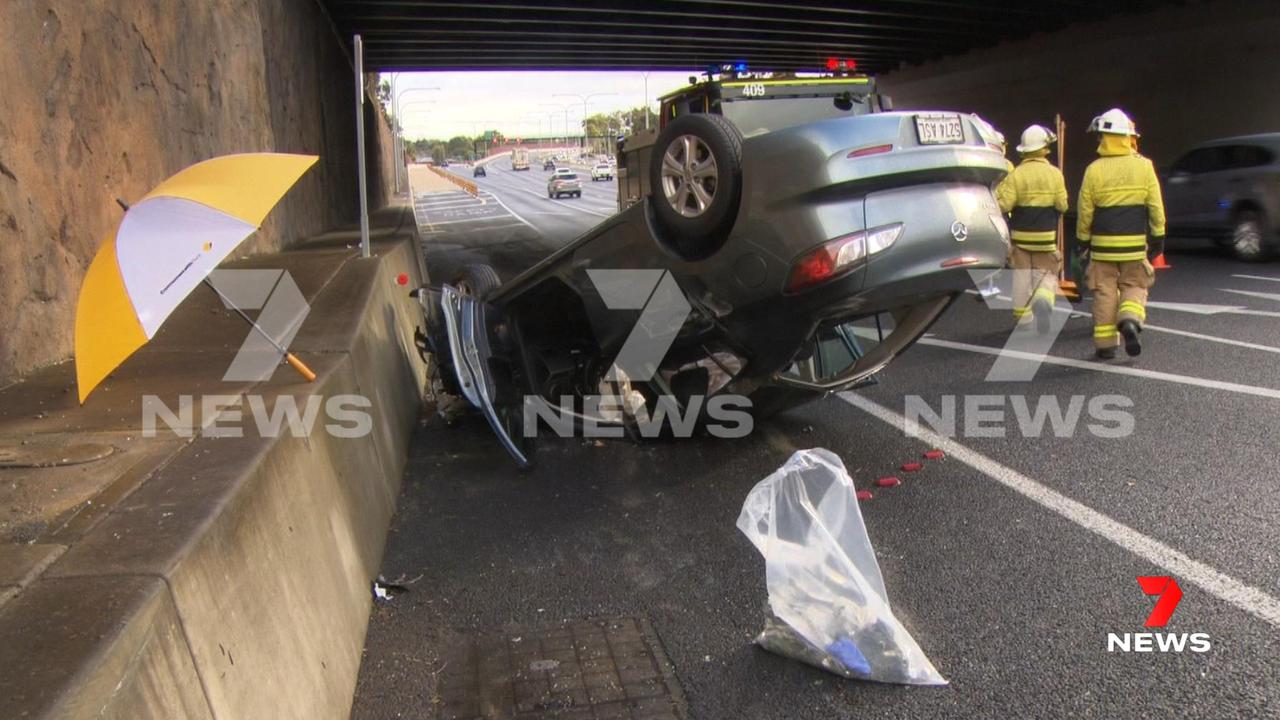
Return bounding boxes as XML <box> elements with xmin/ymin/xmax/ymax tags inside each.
<box><xmin>1131</xmin><ymin>324</ymin><xmax>1280</xmax><ymax>354</ymax></box>
<box><xmin>915</xmin><ymin>336</ymin><xmax>1280</xmax><ymax>400</ymax></box>
<box><xmin>1222</xmin><ymin>288</ymin><xmax>1280</xmax><ymax>304</ymax></box>
<box><xmin>1142</xmin><ymin>299</ymin><xmax>1280</xmax><ymax>319</ymax></box>
<box><xmin>421</xmin><ymin>215</ymin><xmax>521</xmax><ymax>226</ymax></box>
<box><xmin>839</xmin><ymin>392</ymin><xmax>1280</xmax><ymax>629</ymax></box>
<box><xmin>1145</xmin><ymin>300</ymin><xmax>1246</xmax><ymax>315</ymax></box>
<box><xmin>513</xmin><ymin>187</ymin><xmax>613</xmax><ymax>217</ymax></box>
<box><xmin>416</xmin><ymin>199</ymin><xmax>488</xmax><ymax>210</ymax></box>
<box><xmin>1232</xmin><ymin>274</ymin><xmax>1280</xmax><ymax>283</ymax></box>
<box><xmin>962</xmin><ymin>291</ymin><xmax>1280</xmax><ymax>355</ymax></box>
<box><xmin>481</xmin><ymin>189</ymin><xmax>537</xmax><ymax>230</ymax></box>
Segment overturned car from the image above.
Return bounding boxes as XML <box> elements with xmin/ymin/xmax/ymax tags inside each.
<box><xmin>415</xmin><ymin>70</ymin><xmax>1010</xmax><ymax>467</ymax></box>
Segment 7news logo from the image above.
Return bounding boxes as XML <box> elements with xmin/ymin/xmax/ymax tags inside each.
<box><xmin>1106</xmin><ymin>576</ymin><xmax>1212</xmax><ymax>653</ymax></box>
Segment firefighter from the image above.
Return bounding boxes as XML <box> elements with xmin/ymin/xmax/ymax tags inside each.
<box><xmin>1076</xmin><ymin>108</ymin><xmax>1166</xmax><ymax>359</ymax></box>
<box><xmin>997</xmin><ymin>124</ymin><xmax>1068</xmax><ymax>333</ymax></box>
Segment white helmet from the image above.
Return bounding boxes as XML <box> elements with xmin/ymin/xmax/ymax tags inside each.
<box><xmin>1089</xmin><ymin>108</ymin><xmax>1139</xmax><ymax>136</ymax></box>
<box><xmin>1015</xmin><ymin>124</ymin><xmax>1057</xmax><ymax>153</ymax></box>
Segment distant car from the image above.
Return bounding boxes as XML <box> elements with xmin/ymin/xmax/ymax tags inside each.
<box><xmin>1163</xmin><ymin>133</ymin><xmax>1280</xmax><ymax>261</ymax></box>
<box><xmin>547</xmin><ymin>171</ymin><xmax>581</xmax><ymax>198</ymax></box>
<box><xmin>590</xmin><ymin>163</ymin><xmax>614</xmax><ymax>181</ymax></box>
<box><xmin>440</xmin><ymin>159</ymin><xmax>449</xmax><ymax>168</ymax></box>
<box><xmin>543</xmin><ymin>159</ymin><xmax>556</xmax><ymax>171</ymax></box>
<box><xmin>473</xmin><ymin>165</ymin><xmax>486</xmax><ymax>177</ymax></box>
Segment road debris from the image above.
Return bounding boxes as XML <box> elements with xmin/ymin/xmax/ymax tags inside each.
<box><xmin>737</xmin><ymin>449</ymin><xmax>947</xmax><ymax>684</ymax></box>
<box><xmin>371</xmin><ymin>576</ymin><xmax>411</xmax><ymax>603</ymax></box>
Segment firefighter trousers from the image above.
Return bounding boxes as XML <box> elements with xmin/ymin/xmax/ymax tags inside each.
<box><xmin>1087</xmin><ymin>258</ymin><xmax>1155</xmax><ymax>349</ymax></box>
<box><xmin>1011</xmin><ymin>246</ymin><xmax>1061</xmax><ymax>325</ymax></box>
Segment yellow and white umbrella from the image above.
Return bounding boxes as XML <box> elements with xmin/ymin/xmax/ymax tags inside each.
<box><xmin>75</xmin><ymin>153</ymin><xmax>319</xmax><ymax>403</ymax></box>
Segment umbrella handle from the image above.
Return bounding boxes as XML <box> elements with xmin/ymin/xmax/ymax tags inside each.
<box><xmin>284</xmin><ymin>352</ymin><xmax>317</xmax><ymax>382</ymax></box>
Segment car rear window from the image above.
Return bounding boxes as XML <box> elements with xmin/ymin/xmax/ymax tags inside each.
<box><xmin>558</xmin><ymin>173</ymin><xmax>578</xmax><ymax>180</ymax></box>
<box><xmin>722</xmin><ymin>95</ymin><xmax>872</xmax><ymax>136</ymax></box>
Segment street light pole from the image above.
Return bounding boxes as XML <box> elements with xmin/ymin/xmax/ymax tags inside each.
<box><xmin>386</xmin><ymin>72</ymin><xmax>402</xmax><ymax>193</ymax></box>
<box><xmin>642</xmin><ymin>71</ymin><xmax>651</xmax><ymax>131</ymax></box>
<box><xmin>554</xmin><ymin>92</ymin><xmax>618</xmax><ymax>154</ymax></box>
<box><xmin>540</xmin><ymin>102</ymin><xmax>573</xmax><ymax>146</ymax></box>
<box><xmin>393</xmin><ymin>85</ymin><xmax>440</xmax><ymax>189</ymax></box>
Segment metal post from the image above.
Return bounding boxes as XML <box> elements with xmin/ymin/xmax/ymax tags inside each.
<box><xmin>643</xmin><ymin>72</ymin><xmax>651</xmax><ymax>130</ymax></box>
<box><xmin>388</xmin><ymin>72</ymin><xmax>403</xmax><ymax>194</ymax></box>
<box><xmin>354</xmin><ymin>35</ymin><xmax>371</xmax><ymax>259</ymax></box>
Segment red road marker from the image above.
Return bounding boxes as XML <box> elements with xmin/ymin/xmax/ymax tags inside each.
<box><xmin>856</xmin><ymin>490</ymin><xmax>874</xmax><ymax>501</ymax></box>
<box><xmin>875</xmin><ymin>477</ymin><xmax>901</xmax><ymax>488</ymax></box>
<box><xmin>923</xmin><ymin>450</ymin><xmax>945</xmax><ymax>461</ymax></box>
<box><xmin>901</xmin><ymin>462</ymin><xmax>924</xmax><ymax>472</ymax></box>
<box><xmin>396</xmin><ymin>272</ymin><xmax>410</xmax><ymax>286</ymax></box>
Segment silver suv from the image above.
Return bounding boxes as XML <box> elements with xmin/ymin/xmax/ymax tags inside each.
<box><xmin>1163</xmin><ymin>133</ymin><xmax>1280</xmax><ymax>261</ymax></box>
<box><xmin>547</xmin><ymin>169</ymin><xmax>581</xmax><ymax>199</ymax></box>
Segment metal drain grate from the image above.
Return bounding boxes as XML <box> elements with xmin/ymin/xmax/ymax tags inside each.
<box><xmin>435</xmin><ymin>616</ymin><xmax>687</xmax><ymax>719</ymax></box>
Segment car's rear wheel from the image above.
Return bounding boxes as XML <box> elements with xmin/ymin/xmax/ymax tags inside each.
<box><xmin>1230</xmin><ymin>210</ymin><xmax>1271</xmax><ymax>262</ymax></box>
<box><xmin>648</xmin><ymin>113</ymin><xmax>743</xmax><ymax>260</ymax></box>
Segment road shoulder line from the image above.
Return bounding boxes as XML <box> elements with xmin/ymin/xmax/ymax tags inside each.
<box><xmin>840</xmin><ymin>392</ymin><xmax>1280</xmax><ymax>629</ymax></box>
<box><xmin>917</xmin><ymin>336</ymin><xmax>1280</xmax><ymax>400</ymax></box>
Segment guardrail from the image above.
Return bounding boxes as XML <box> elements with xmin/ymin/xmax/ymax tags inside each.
<box><xmin>428</xmin><ymin>165</ymin><xmax>479</xmax><ymax>197</ymax></box>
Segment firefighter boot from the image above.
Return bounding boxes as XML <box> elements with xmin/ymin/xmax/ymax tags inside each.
<box><xmin>1118</xmin><ymin>319</ymin><xmax>1142</xmax><ymax>356</ymax></box>
<box><xmin>1033</xmin><ymin>295</ymin><xmax>1052</xmax><ymax>335</ymax></box>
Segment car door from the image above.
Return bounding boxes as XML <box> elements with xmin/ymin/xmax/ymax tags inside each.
<box><xmin>1163</xmin><ymin>146</ymin><xmax>1227</xmax><ymax>232</ymax></box>
<box><xmin>1222</xmin><ymin>144</ymin><xmax>1276</xmax><ymax>220</ymax></box>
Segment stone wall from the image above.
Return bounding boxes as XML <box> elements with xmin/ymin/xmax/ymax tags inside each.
<box><xmin>877</xmin><ymin>0</ymin><xmax>1280</xmax><ymax>194</ymax></box>
<box><xmin>0</xmin><ymin>0</ymin><xmax>396</xmax><ymax>385</ymax></box>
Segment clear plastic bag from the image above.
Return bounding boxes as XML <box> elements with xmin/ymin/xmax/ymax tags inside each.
<box><xmin>736</xmin><ymin>448</ymin><xmax>947</xmax><ymax>685</ymax></box>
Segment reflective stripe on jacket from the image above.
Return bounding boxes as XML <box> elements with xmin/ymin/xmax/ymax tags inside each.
<box><xmin>996</xmin><ymin>155</ymin><xmax>1069</xmax><ymax>251</ymax></box>
<box><xmin>1076</xmin><ymin>134</ymin><xmax>1167</xmax><ymax>263</ymax></box>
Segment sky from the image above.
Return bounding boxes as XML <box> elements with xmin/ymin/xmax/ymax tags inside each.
<box><xmin>381</xmin><ymin>70</ymin><xmax>694</xmax><ymax>141</ymax></box>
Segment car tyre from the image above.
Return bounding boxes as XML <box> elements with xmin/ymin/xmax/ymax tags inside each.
<box><xmin>649</xmin><ymin>113</ymin><xmax>744</xmax><ymax>260</ymax></box>
<box><xmin>454</xmin><ymin>263</ymin><xmax>502</xmax><ymax>301</ymax></box>
<box><xmin>1230</xmin><ymin>210</ymin><xmax>1271</xmax><ymax>262</ymax></box>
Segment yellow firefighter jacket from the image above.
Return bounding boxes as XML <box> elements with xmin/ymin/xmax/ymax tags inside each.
<box><xmin>997</xmin><ymin>154</ymin><xmax>1069</xmax><ymax>252</ymax></box>
<box><xmin>1076</xmin><ymin>134</ymin><xmax>1167</xmax><ymax>263</ymax></box>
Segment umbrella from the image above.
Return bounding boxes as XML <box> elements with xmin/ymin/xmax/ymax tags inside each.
<box><xmin>74</xmin><ymin>153</ymin><xmax>319</xmax><ymax>403</ymax></box>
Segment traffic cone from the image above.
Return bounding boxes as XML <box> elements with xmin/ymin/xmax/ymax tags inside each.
<box><xmin>1152</xmin><ymin>252</ymin><xmax>1172</xmax><ymax>270</ymax></box>
<box><xmin>1057</xmin><ymin>279</ymin><xmax>1080</xmax><ymax>301</ymax></box>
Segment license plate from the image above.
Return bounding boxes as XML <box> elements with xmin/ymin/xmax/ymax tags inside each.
<box><xmin>914</xmin><ymin>114</ymin><xmax>964</xmax><ymax>145</ymax></box>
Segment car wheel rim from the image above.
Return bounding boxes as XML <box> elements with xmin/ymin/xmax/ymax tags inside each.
<box><xmin>1234</xmin><ymin>220</ymin><xmax>1262</xmax><ymax>256</ymax></box>
<box><xmin>660</xmin><ymin>134</ymin><xmax>718</xmax><ymax>218</ymax></box>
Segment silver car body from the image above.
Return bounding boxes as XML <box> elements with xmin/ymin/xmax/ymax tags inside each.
<box><xmin>547</xmin><ymin>171</ymin><xmax>581</xmax><ymax>197</ymax></box>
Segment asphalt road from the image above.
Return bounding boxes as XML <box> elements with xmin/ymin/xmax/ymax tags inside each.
<box><xmin>414</xmin><ymin>158</ymin><xmax>617</xmax><ymax>286</ymax></box>
<box><xmin>354</xmin><ymin>174</ymin><xmax>1280</xmax><ymax>718</ymax></box>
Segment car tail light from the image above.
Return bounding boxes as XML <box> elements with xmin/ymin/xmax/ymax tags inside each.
<box><xmin>785</xmin><ymin>223</ymin><xmax>903</xmax><ymax>294</ymax></box>
<box><xmin>847</xmin><ymin>143</ymin><xmax>894</xmax><ymax>159</ymax></box>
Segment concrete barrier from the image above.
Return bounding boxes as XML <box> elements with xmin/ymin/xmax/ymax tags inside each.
<box><xmin>0</xmin><ymin>205</ymin><xmax>428</xmax><ymax>719</ymax></box>
<box><xmin>428</xmin><ymin>165</ymin><xmax>479</xmax><ymax>197</ymax></box>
